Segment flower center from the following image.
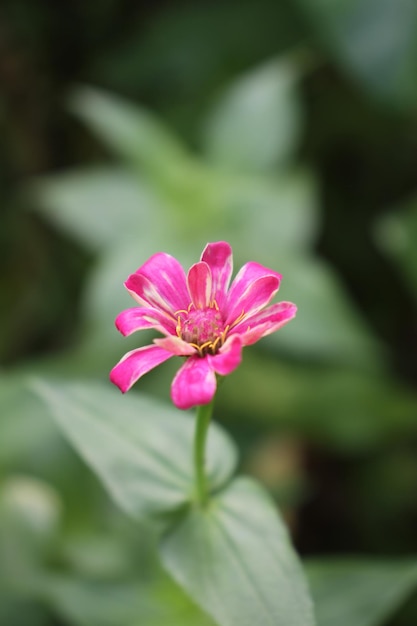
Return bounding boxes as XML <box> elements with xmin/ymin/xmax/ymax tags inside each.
<box><xmin>176</xmin><ymin>306</ymin><xmax>226</xmax><ymax>356</ymax></box>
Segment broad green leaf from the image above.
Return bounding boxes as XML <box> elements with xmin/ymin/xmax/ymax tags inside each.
<box><xmin>31</xmin><ymin>380</ymin><xmax>237</xmax><ymax>522</ymax></box>
<box><xmin>307</xmin><ymin>558</ymin><xmax>417</xmax><ymax>626</ymax></box>
<box><xmin>30</xmin><ymin>168</ymin><xmax>162</xmax><ymax>251</ymax></box>
<box><xmin>68</xmin><ymin>86</ymin><xmax>189</xmax><ymax>172</ymax></box>
<box><xmin>41</xmin><ymin>574</ymin><xmax>216</xmax><ymax>626</ymax></box>
<box><xmin>375</xmin><ymin>194</ymin><xmax>417</xmax><ymax>301</ymax></box>
<box><xmin>159</xmin><ymin>477</ymin><xmax>315</xmax><ymax>626</ymax></box>
<box><xmin>296</xmin><ymin>0</ymin><xmax>417</xmax><ymax>108</ymax></box>
<box><xmin>202</xmin><ymin>59</ymin><xmax>302</xmax><ymax>171</ymax></box>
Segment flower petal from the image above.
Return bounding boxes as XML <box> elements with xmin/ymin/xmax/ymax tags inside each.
<box><xmin>225</xmin><ymin>262</ymin><xmax>282</xmax><ymax>324</ymax></box>
<box><xmin>154</xmin><ymin>335</ymin><xmax>197</xmax><ymax>356</ymax></box>
<box><xmin>171</xmin><ymin>357</ymin><xmax>217</xmax><ymax>410</ymax></box>
<box><xmin>187</xmin><ymin>261</ymin><xmax>212</xmax><ymax>309</ymax></box>
<box><xmin>232</xmin><ymin>301</ymin><xmax>297</xmax><ymax>345</ymax></box>
<box><xmin>201</xmin><ymin>241</ymin><xmax>233</xmax><ymax>308</ymax></box>
<box><xmin>207</xmin><ymin>335</ymin><xmax>243</xmax><ymax>376</ymax></box>
<box><xmin>125</xmin><ymin>252</ymin><xmax>189</xmax><ymax>314</ymax></box>
<box><xmin>115</xmin><ymin>307</ymin><xmax>176</xmax><ymax>337</ymax></box>
<box><xmin>110</xmin><ymin>345</ymin><xmax>173</xmax><ymax>393</ymax></box>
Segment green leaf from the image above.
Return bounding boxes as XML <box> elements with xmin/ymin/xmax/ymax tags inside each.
<box><xmin>41</xmin><ymin>574</ymin><xmax>217</xmax><ymax>626</ymax></box>
<box><xmin>0</xmin><ymin>375</ymin><xmax>58</xmax><ymax>467</ymax></box>
<box><xmin>296</xmin><ymin>0</ymin><xmax>417</xmax><ymax>108</ymax></box>
<box><xmin>202</xmin><ymin>59</ymin><xmax>302</xmax><ymax>172</ymax></box>
<box><xmin>30</xmin><ymin>168</ymin><xmax>161</xmax><ymax>251</ymax></box>
<box><xmin>307</xmin><ymin>558</ymin><xmax>417</xmax><ymax>626</ymax></box>
<box><xmin>68</xmin><ymin>87</ymin><xmax>189</xmax><ymax>171</ymax></box>
<box><xmin>159</xmin><ymin>477</ymin><xmax>315</xmax><ymax>626</ymax></box>
<box><xmin>31</xmin><ymin>380</ymin><xmax>237</xmax><ymax>522</ymax></box>
<box><xmin>219</xmin><ymin>169</ymin><xmax>319</xmax><ymax>253</ymax></box>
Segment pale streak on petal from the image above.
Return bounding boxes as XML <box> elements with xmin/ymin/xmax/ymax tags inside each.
<box><xmin>110</xmin><ymin>345</ymin><xmax>173</xmax><ymax>393</ymax></box>
<box><xmin>154</xmin><ymin>335</ymin><xmax>197</xmax><ymax>356</ymax></box>
<box><xmin>231</xmin><ymin>301</ymin><xmax>297</xmax><ymax>345</ymax></box>
<box><xmin>226</xmin><ymin>262</ymin><xmax>282</xmax><ymax>324</ymax></box>
<box><xmin>187</xmin><ymin>262</ymin><xmax>212</xmax><ymax>309</ymax></box>
<box><xmin>226</xmin><ymin>274</ymin><xmax>281</xmax><ymax>325</ymax></box>
<box><xmin>115</xmin><ymin>307</ymin><xmax>175</xmax><ymax>336</ymax></box>
<box><xmin>125</xmin><ymin>252</ymin><xmax>189</xmax><ymax>313</ymax></box>
<box><xmin>171</xmin><ymin>357</ymin><xmax>217</xmax><ymax>410</ymax></box>
<box><xmin>201</xmin><ymin>241</ymin><xmax>233</xmax><ymax>308</ymax></box>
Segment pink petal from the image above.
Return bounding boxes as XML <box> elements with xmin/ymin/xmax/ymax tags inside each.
<box><xmin>125</xmin><ymin>252</ymin><xmax>189</xmax><ymax>314</ymax></box>
<box><xmin>187</xmin><ymin>262</ymin><xmax>212</xmax><ymax>309</ymax></box>
<box><xmin>171</xmin><ymin>357</ymin><xmax>217</xmax><ymax>410</ymax></box>
<box><xmin>231</xmin><ymin>301</ymin><xmax>297</xmax><ymax>345</ymax></box>
<box><xmin>225</xmin><ymin>262</ymin><xmax>281</xmax><ymax>324</ymax></box>
<box><xmin>154</xmin><ymin>335</ymin><xmax>197</xmax><ymax>356</ymax></box>
<box><xmin>201</xmin><ymin>241</ymin><xmax>233</xmax><ymax>309</ymax></box>
<box><xmin>110</xmin><ymin>345</ymin><xmax>173</xmax><ymax>393</ymax></box>
<box><xmin>115</xmin><ymin>307</ymin><xmax>176</xmax><ymax>337</ymax></box>
<box><xmin>207</xmin><ymin>335</ymin><xmax>243</xmax><ymax>376</ymax></box>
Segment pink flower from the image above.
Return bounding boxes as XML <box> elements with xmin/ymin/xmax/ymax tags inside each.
<box><xmin>110</xmin><ymin>242</ymin><xmax>296</xmax><ymax>410</ymax></box>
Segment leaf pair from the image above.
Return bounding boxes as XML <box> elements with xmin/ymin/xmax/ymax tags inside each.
<box><xmin>32</xmin><ymin>379</ymin><xmax>315</xmax><ymax>626</ymax></box>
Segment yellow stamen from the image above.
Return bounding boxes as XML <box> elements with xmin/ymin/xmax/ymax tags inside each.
<box><xmin>211</xmin><ymin>336</ymin><xmax>222</xmax><ymax>352</ymax></box>
<box><xmin>199</xmin><ymin>341</ymin><xmax>213</xmax><ymax>352</ymax></box>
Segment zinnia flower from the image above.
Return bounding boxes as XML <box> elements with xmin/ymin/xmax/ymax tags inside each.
<box><xmin>110</xmin><ymin>241</ymin><xmax>296</xmax><ymax>410</ymax></box>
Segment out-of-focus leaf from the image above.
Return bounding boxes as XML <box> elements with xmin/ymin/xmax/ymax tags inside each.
<box><xmin>296</xmin><ymin>0</ymin><xmax>417</xmax><ymax>108</ymax></box>
<box><xmin>0</xmin><ymin>477</ymin><xmax>61</xmax><ymax>616</ymax></box>
<box><xmin>0</xmin><ymin>477</ymin><xmax>61</xmax><ymax>602</ymax></box>
<box><xmin>307</xmin><ymin>558</ymin><xmax>417</xmax><ymax>626</ymax></box>
<box><xmin>218</xmin><ymin>169</ymin><xmax>319</xmax><ymax>253</ymax></box>
<box><xmin>68</xmin><ymin>87</ymin><xmax>189</xmax><ymax>172</ymax></box>
<box><xmin>0</xmin><ymin>476</ymin><xmax>61</xmax><ymax>549</ymax></box>
<box><xmin>31</xmin><ymin>380</ymin><xmax>237</xmax><ymax>522</ymax></box>
<box><xmin>264</xmin><ymin>254</ymin><xmax>383</xmax><ymax>370</ymax></box>
<box><xmin>41</xmin><ymin>577</ymin><xmax>143</xmax><ymax>626</ymax></box>
<box><xmin>41</xmin><ymin>574</ymin><xmax>216</xmax><ymax>626</ymax></box>
<box><xmin>0</xmin><ymin>375</ymin><xmax>58</xmax><ymax>467</ymax></box>
<box><xmin>30</xmin><ymin>168</ymin><xmax>161</xmax><ymax>251</ymax></box>
<box><xmin>159</xmin><ymin>477</ymin><xmax>315</xmax><ymax>626</ymax></box>
<box><xmin>375</xmin><ymin>194</ymin><xmax>417</xmax><ymax>301</ymax></box>
<box><xmin>202</xmin><ymin>59</ymin><xmax>302</xmax><ymax>171</ymax></box>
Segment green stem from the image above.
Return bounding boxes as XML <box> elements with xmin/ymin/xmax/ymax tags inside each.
<box><xmin>193</xmin><ymin>400</ymin><xmax>214</xmax><ymax>506</ymax></box>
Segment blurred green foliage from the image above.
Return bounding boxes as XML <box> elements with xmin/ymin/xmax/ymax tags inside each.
<box><xmin>1</xmin><ymin>0</ymin><xmax>417</xmax><ymax>624</ymax></box>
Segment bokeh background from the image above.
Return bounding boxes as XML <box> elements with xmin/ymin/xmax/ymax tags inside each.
<box><xmin>1</xmin><ymin>1</ymin><xmax>417</xmax><ymax>625</ymax></box>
